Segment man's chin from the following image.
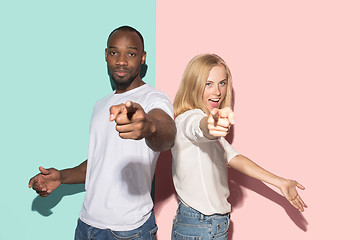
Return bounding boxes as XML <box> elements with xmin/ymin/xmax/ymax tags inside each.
<box><xmin>112</xmin><ymin>76</ymin><xmax>130</xmax><ymax>85</ymax></box>
<box><xmin>114</xmin><ymin>80</ymin><xmax>133</xmax><ymax>90</ymax></box>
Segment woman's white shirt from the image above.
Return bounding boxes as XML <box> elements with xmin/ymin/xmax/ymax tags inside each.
<box><xmin>171</xmin><ymin>109</ymin><xmax>239</xmax><ymax>215</ymax></box>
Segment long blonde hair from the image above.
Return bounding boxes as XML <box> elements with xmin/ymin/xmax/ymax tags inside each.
<box><xmin>173</xmin><ymin>54</ymin><xmax>233</xmax><ymax>118</ymax></box>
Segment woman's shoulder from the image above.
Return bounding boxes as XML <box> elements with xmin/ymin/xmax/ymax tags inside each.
<box><xmin>177</xmin><ymin>109</ymin><xmax>206</xmax><ymax>119</ymax></box>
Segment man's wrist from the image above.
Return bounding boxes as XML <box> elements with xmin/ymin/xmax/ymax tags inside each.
<box><xmin>59</xmin><ymin>169</ymin><xmax>65</xmax><ymax>184</ymax></box>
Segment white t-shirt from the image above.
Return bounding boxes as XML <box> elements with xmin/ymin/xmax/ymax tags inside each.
<box><xmin>171</xmin><ymin>109</ymin><xmax>239</xmax><ymax>215</ymax></box>
<box><xmin>79</xmin><ymin>84</ymin><xmax>173</xmax><ymax>231</ymax></box>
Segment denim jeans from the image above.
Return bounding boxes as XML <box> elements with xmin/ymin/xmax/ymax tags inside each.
<box><xmin>74</xmin><ymin>211</ymin><xmax>158</xmax><ymax>240</ymax></box>
<box><xmin>171</xmin><ymin>202</ymin><xmax>230</xmax><ymax>240</ymax></box>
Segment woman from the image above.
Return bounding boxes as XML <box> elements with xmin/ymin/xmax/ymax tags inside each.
<box><xmin>171</xmin><ymin>54</ymin><xmax>306</xmax><ymax>240</ymax></box>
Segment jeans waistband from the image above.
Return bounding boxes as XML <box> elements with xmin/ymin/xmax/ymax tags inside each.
<box><xmin>177</xmin><ymin>201</ymin><xmax>230</xmax><ymax>220</ymax></box>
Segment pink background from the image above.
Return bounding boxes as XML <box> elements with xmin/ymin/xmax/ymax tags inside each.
<box><xmin>154</xmin><ymin>0</ymin><xmax>360</xmax><ymax>239</ymax></box>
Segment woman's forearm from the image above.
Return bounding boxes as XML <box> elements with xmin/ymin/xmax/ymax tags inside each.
<box><xmin>228</xmin><ymin>155</ymin><xmax>285</xmax><ymax>188</ymax></box>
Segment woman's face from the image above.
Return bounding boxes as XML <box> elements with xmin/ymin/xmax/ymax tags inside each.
<box><xmin>202</xmin><ymin>64</ymin><xmax>228</xmax><ymax>112</ymax></box>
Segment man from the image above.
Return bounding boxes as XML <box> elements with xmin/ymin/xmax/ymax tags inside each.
<box><xmin>28</xmin><ymin>26</ymin><xmax>176</xmax><ymax>240</ymax></box>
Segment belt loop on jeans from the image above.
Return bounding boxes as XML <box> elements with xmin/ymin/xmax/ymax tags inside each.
<box><xmin>200</xmin><ymin>213</ymin><xmax>205</xmax><ymax>221</ymax></box>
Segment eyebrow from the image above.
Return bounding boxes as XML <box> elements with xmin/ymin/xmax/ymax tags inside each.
<box><xmin>108</xmin><ymin>46</ymin><xmax>138</xmax><ymax>51</ymax></box>
<box><xmin>206</xmin><ymin>79</ymin><xmax>227</xmax><ymax>82</ymax></box>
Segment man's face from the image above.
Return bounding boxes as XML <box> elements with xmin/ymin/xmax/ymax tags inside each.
<box><xmin>105</xmin><ymin>30</ymin><xmax>146</xmax><ymax>93</ymax></box>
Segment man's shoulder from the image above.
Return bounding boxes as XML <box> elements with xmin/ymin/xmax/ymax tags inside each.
<box><xmin>139</xmin><ymin>84</ymin><xmax>168</xmax><ymax>96</ymax></box>
<box><xmin>139</xmin><ymin>84</ymin><xmax>173</xmax><ymax>116</ymax></box>
<box><xmin>139</xmin><ymin>84</ymin><xmax>171</xmax><ymax>102</ymax></box>
<box><xmin>93</xmin><ymin>91</ymin><xmax>115</xmax><ymax>105</ymax></box>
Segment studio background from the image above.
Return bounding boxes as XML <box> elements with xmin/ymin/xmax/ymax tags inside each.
<box><xmin>1</xmin><ymin>1</ymin><xmax>359</xmax><ymax>239</ymax></box>
<box><xmin>0</xmin><ymin>1</ymin><xmax>156</xmax><ymax>239</ymax></box>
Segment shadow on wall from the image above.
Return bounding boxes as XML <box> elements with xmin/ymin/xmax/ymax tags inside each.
<box><xmin>153</xmin><ymin>143</ymin><xmax>308</xmax><ymax>240</ymax></box>
<box><xmin>153</xmin><ymin>150</ymin><xmax>176</xmax><ymax>240</ymax></box>
<box><xmin>226</xmin><ymin>168</ymin><xmax>309</xmax><ymax>238</ymax></box>
<box><xmin>31</xmin><ymin>184</ymin><xmax>85</xmax><ymax>216</ymax></box>
<box><xmin>154</xmin><ymin>150</ymin><xmax>175</xmax><ymax>212</ymax></box>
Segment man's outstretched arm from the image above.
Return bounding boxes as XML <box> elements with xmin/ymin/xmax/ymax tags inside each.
<box><xmin>144</xmin><ymin>108</ymin><xmax>176</xmax><ymax>151</ymax></box>
<box><xmin>109</xmin><ymin>101</ymin><xmax>176</xmax><ymax>152</ymax></box>
<box><xmin>28</xmin><ymin>160</ymin><xmax>87</xmax><ymax>197</ymax></box>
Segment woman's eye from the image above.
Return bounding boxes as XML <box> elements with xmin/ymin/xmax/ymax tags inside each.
<box><xmin>205</xmin><ymin>82</ymin><xmax>212</xmax><ymax>87</ymax></box>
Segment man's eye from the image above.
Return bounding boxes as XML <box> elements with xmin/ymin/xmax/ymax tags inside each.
<box><xmin>110</xmin><ymin>51</ymin><xmax>117</xmax><ymax>56</ymax></box>
<box><xmin>128</xmin><ymin>53</ymin><xmax>136</xmax><ymax>57</ymax></box>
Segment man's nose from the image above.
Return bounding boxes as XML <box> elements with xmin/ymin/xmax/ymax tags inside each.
<box><xmin>116</xmin><ymin>54</ymin><xmax>127</xmax><ymax>66</ymax></box>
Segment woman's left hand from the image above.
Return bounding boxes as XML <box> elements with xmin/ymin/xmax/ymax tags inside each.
<box><xmin>280</xmin><ymin>179</ymin><xmax>307</xmax><ymax>212</ymax></box>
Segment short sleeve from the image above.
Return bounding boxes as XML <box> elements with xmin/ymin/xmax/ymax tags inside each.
<box><xmin>219</xmin><ymin>137</ymin><xmax>240</xmax><ymax>163</ymax></box>
<box><xmin>143</xmin><ymin>91</ymin><xmax>174</xmax><ymax>119</ymax></box>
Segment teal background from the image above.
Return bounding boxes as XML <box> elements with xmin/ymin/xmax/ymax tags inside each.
<box><xmin>0</xmin><ymin>1</ymin><xmax>156</xmax><ymax>239</ymax></box>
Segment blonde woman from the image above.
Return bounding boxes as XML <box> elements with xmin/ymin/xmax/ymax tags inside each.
<box><xmin>171</xmin><ymin>54</ymin><xmax>306</xmax><ymax>240</ymax></box>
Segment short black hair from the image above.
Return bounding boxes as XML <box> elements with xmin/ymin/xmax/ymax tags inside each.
<box><xmin>107</xmin><ymin>26</ymin><xmax>144</xmax><ymax>50</ymax></box>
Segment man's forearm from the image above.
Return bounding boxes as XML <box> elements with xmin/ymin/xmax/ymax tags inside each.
<box><xmin>145</xmin><ymin>109</ymin><xmax>176</xmax><ymax>152</ymax></box>
<box><xmin>60</xmin><ymin>160</ymin><xmax>87</xmax><ymax>184</ymax></box>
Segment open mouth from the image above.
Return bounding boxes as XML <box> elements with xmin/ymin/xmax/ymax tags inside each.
<box><xmin>208</xmin><ymin>98</ymin><xmax>221</xmax><ymax>108</ymax></box>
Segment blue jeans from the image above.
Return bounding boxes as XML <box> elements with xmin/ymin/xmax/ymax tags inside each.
<box><xmin>74</xmin><ymin>211</ymin><xmax>158</xmax><ymax>240</ymax></box>
<box><xmin>171</xmin><ymin>202</ymin><xmax>230</xmax><ymax>240</ymax></box>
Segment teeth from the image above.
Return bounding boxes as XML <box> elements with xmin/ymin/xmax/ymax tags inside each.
<box><xmin>210</xmin><ymin>99</ymin><xmax>220</xmax><ymax>102</ymax></box>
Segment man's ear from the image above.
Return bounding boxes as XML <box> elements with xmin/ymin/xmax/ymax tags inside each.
<box><xmin>105</xmin><ymin>48</ymin><xmax>108</xmax><ymax>61</ymax></box>
<box><xmin>141</xmin><ymin>51</ymin><xmax>147</xmax><ymax>64</ymax></box>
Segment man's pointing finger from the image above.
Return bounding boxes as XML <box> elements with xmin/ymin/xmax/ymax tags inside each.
<box><xmin>109</xmin><ymin>104</ymin><xmax>126</xmax><ymax>121</ymax></box>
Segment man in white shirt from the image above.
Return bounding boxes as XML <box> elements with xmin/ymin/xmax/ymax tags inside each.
<box><xmin>28</xmin><ymin>26</ymin><xmax>176</xmax><ymax>240</ymax></box>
